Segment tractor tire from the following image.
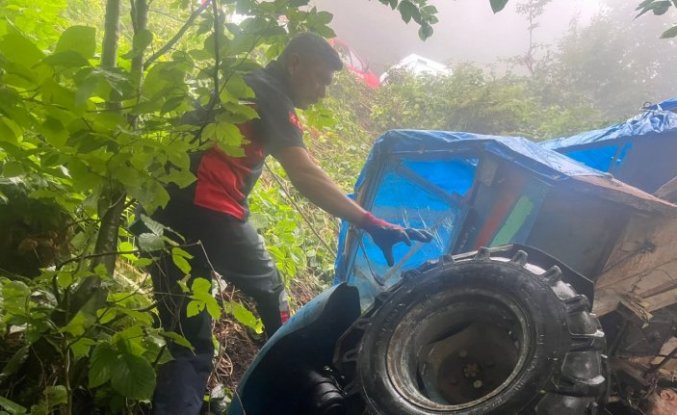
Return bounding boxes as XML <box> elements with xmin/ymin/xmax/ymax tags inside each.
<box><xmin>334</xmin><ymin>247</ymin><xmax>606</xmax><ymax>415</ymax></box>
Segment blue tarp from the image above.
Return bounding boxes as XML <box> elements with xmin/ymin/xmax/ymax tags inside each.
<box><xmin>542</xmin><ymin>110</ymin><xmax>677</xmax><ymax>150</ymax></box>
<box><xmin>648</xmin><ymin>98</ymin><xmax>677</xmax><ymax>112</ymax></box>
<box><xmin>541</xmin><ymin>109</ymin><xmax>677</xmax><ymax>192</ymax></box>
<box><xmin>333</xmin><ymin>130</ymin><xmax>606</xmax><ymax>304</ymax></box>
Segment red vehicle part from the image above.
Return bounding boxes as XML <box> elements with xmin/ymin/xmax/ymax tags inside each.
<box><xmin>328</xmin><ymin>38</ymin><xmax>380</xmax><ymax>89</ymax></box>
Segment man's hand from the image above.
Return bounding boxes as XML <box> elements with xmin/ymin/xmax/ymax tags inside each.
<box><xmin>359</xmin><ymin>212</ymin><xmax>434</xmax><ymax>266</ymax></box>
<box><xmin>274</xmin><ymin>147</ymin><xmax>433</xmax><ymax>266</ymax></box>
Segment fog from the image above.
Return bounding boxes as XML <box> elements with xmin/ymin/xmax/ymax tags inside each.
<box><xmin>311</xmin><ymin>0</ymin><xmax>606</xmax><ymax>73</ymax></box>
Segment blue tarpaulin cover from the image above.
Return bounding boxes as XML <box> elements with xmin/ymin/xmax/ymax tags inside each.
<box><xmin>542</xmin><ymin>110</ymin><xmax>677</xmax><ymax>150</ymax></box>
<box><xmin>648</xmin><ymin>98</ymin><xmax>677</xmax><ymax>112</ymax></box>
<box><xmin>333</xmin><ymin>130</ymin><xmax>606</xmax><ymax>304</ymax></box>
<box><xmin>541</xmin><ymin>109</ymin><xmax>677</xmax><ymax>192</ymax></box>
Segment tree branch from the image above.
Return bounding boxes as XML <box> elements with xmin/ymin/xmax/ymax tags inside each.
<box><xmin>94</xmin><ymin>0</ymin><xmax>124</xmax><ymax>275</ymax></box>
<box><xmin>57</xmin><ymin>242</ymin><xmax>204</xmax><ymax>270</ymax></box>
<box><xmin>211</xmin><ymin>0</ymin><xmax>221</xmax><ymax>101</ymax></box>
<box><xmin>143</xmin><ymin>0</ymin><xmax>212</xmax><ymax>70</ymax></box>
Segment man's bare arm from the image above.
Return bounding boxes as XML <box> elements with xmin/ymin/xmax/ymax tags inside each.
<box><xmin>274</xmin><ymin>146</ymin><xmax>367</xmax><ymax>223</ymax></box>
<box><xmin>274</xmin><ymin>145</ymin><xmax>433</xmax><ymax>266</ymax></box>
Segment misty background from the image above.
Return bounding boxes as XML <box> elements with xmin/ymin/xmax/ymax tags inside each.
<box><xmin>311</xmin><ymin>0</ymin><xmax>674</xmax><ymax>76</ymax></box>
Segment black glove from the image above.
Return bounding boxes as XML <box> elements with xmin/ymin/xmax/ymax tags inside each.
<box><xmin>358</xmin><ymin>212</ymin><xmax>434</xmax><ymax>266</ymax></box>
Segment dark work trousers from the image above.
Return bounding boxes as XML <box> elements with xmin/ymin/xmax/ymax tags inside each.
<box><xmin>148</xmin><ymin>200</ymin><xmax>289</xmax><ymax>415</ymax></box>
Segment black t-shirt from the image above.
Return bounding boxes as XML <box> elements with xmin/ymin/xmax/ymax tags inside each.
<box><xmin>187</xmin><ymin>61</ymin><xmax>306</xmax><ymax>220</ymax></box>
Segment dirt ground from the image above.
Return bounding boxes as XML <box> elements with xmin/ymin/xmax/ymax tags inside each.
<box><xmin>210</xmin><ymin>277</ymin><xmax>321</xmax><ymax>396</ymax></box>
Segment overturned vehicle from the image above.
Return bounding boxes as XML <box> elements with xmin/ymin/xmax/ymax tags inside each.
<box><xmin>229</xmin><ymin>107</ymin><xmax>677</xmax><ymax>415</ymax></box>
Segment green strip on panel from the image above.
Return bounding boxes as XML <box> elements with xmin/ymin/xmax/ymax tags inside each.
<box><xmin>491</xmin><ymin>196</ymin><xmax>534</xmax><ymax>246</ymax></box>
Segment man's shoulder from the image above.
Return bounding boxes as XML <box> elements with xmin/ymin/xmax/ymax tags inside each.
<box><xmin>245</xmin><ymin>65</ymin><xmax>292</xmax><ymax>108</ymax></box>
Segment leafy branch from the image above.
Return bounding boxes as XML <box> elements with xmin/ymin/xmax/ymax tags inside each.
<box><xmin>490</xmin><ymin>0</ymin><xmax>677</xmax><ymax>38</ymax></box>
<box><xmin>143</xmin><ymin>0</ymin><xmax>212</xmax><ymax>69</ymax></box>
<box><xmin>635</xmin><ymin>0</ymin><xmax>677</xmax><ymax>38</ymax></box>
<box><xmin>377</xmin><ymin>0</ymin><xmax>439</xmax><ymax>40</ymax></box>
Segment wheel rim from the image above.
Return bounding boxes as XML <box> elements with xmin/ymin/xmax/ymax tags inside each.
<box><xmin>385</xmin><ymin>288</ymin><xmax>532</xmax><ymax>411</ymax></box>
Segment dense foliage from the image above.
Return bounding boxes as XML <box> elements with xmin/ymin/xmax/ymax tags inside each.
<box><xmin>0</xmin><ymin>1</ymin><xmax>425</xmax><ymax>413</ymax></box>
<box><xmin>0</xmin><ymin>0</ymin><xmax>674</xmax><ymax>414</ymax></box>
<box><xmin>370</xmin><ymin>65</ymin><xmax>606</xmax><ymax>139</ymax></box>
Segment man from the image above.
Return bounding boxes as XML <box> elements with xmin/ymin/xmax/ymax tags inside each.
<box><xmin>148</xmin><ymin>32</ymin><xmax>432</xmax><ymax>415</ymax></box>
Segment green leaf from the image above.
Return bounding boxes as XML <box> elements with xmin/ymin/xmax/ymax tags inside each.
<box><xmin>0</xmin><ymin>118</ymin><xmax>19</xmax><ymax>145</ymax></box>
<box><xmin>203</xmin><ymin>120</ymin><xmax>245</xmax><ymax>156</ymax></box>
<box><xmin>39</xmin><ymin>117</ymin><xmax>68</xmax><ymax>147</ymax></box>
<box><xmin>636</xmin><ymin>0</ymin><xmax>656</xmax><ymax>9</ymax></box>
<box><xmin>43</xmin><ymin>51</ymin><xmax>91</xmax><ymax>68</ymax></box>
<box><xmin>0</xmin><ymin>345</ymin><xmax>29</xmax><ymax>383</ymax></box>
<box><xmin>0</xmin><ymin>32</ymin><xmax>44</xmax><ymax>68</ymax></box>
<box><xmin>177</xmin><ymin>274</ymin><xmax>191</xmax><ymax>293</ymax></box>
<box><xmin>119</xmin><ymin>241</ymin><xmax>137</xmax><ymax>261</ymax></box>
<box><xmin>75</xmin><ymin>73</ymin><xmax>99</xmax><ymax>107</ymax></box>
<box><xmin>220</xmin><ymin>102</ymin><xmax>259</xmax><ymax>124</ymax></box>
<box><xmin>635</xmin><ymin>0</ymin><xmax>671</xmax><ymax>16</ymax></box>
<box><xmin>41</xmin><ymin>79</ymin><xmax>77</xmax><ymax>111</ymax></box>
<box><xmin>88</xmin><ymin>343</ymin><xmax>117</xmax><ymax>388</ymax></box>
<box><xmin>0</xmin><ymin>396</ymin><xmax>26</xmax><ymax>415</ymax></box>
<box><xmin>160</xmin><ymin>331</ymin><xmax>195</xmax><ymax>351</ymax></box>
<box><xmin>56</xmin><ymin>271</ymin><xmax>73</xmax><ymax>289</ymax></box>
<box><xmin>139</xmin><ymin>181</ymin><xmax>170</xmax><ymax>213</ymax></box>
<box><xmin>189</xmin><ymin>278</ymin><xmax>221</xmax><ymax>319</ymax></box>
<box><xmin>378</xmin><ymin>0</ymin><xmax>397</xmax><ymax>9</ymax></box>
<box><xmin>172</xmin><ymin>247</ymin><xmax>193</xmax><ymax>259</ymax></box>
<box><xmin>70</xmin><ymin>337</ymin><xmax>97</xmax><ymax>360</ymax></box>
<box><xmin>204</xmin><ymin>297</ymin><xmax>221</xmax><ymax>319</ymax></box>
<box><xmin>113</xmin><ymin>307</ymin><xmax>153</xmax><ymax>326</ymax></box>
<box><xmin>140</xmin><ymin>214</ymin><xmax>166</xmax><ymax>236</ymax></box>
<box><xmin>421</xmin><ymin>5</ymin><xmax>438</xmax><ymax>16</ymax></box>
<box><xmin>61</xmin><ymin>311</ymin><xmax>96</xmax><ymax>337</ymax></box>
<box><xmin>661</xmin><ymin>25</ymin><xmax>677</xmax><ymax>38</ymax></box>
<box><xmin>226</xmin><ymin>301</ymin><xmax>262</xmax><ymax>333</ymax></box>
<box><xmin>66</xmin><ymin>159</ymin><xmax>102</xmax><ymax>192</ymax></box>
<box><xmin>129</xmin><ymin>29</ymin><xmax>153</xmax><ymax>58</ymax></box>
<box><xmin>113</xmin><ymin>325</ymin><xmax>146</xmax><ymax>355</ymax></box>
<box><xmin>161</xmin><ymin>167</ymin><xmax>196</xmax><ymax>188</ymax></box>
<box><xmin>27</xmin><ymin>384</ymin><xmax>66</xmax><ymax>415</ymax></box>
<box><xmin>45</xmin><ymin>385</ymin><xmax>68</xmax><ymax>403</ymax></box>
<box><xmin>133</xmin><ymin>257</ymin><xmax>153</xmax><ymax>267</ymax></box>
<box><xmin>110</xmin><ymin>353</ymin><xmax>156</xmax><ymax>400</ymax></box>
<box><xmin>398</xmin><ymin>1</ymin><xmax>419</xmax><ymax>24</ymax></box>
<box><xmin>315</xmin><ymin>25</ymin><xmax>336</xmax><ymax>38</ymax></box>
<box><xmin>191</xmin><ymin>278</ymin><xmax>212</xmax><ymax>296</ymax></box>
<box><xmin>651</xmin><ymin>1</ymin><xmax>672</xmax><ymax>14</ymax></box>
<box><xmin>56</xmin><ymin>26</ymin><xmax>96</xmax><ymax>59</ymax></box>
<box><xmin>490</xmin><ymin>0</ymin><xmax>510</xmax><ymax>13</ymax></box>
<box><xmin>172</xmin><ymin>253</ymin><xmax>191</xmax><ymax>275</ymax></box>
<box><xmin>96</xmin><ymin>307</ymin><xmax>118</xmax><ymax>325</ymax></box>
<box><xmin>2</xmin><ymin>161</ymin><xmax>24</xmax><ymax>177</ymax></box>
<box><xmin>186</xmin><ymin>300</ymin><xmax>203</xmax><ymax>317</ymax></box>
<box><xmin>137</xmin><ymin>233</ymin><xmax>165</xmax><ymax>252</ymax></box>
<box><xmin>418</xmin><ymin>23</ymin><xmax>434</xmax><ymax>40</ymax></box>
<box><xmin>2</xmin><ymin>280</ymin><xmax>31</xmax><ymax>315</ymax></box>
<box><xmin>315</xmin><ymin>11</ymin><xmax>333</xmax><ymax>25</ymax></box>
<box><xmin>160</xmin><ymin>96</ymin><xmax>185</xmax><ymax>114</ymax></box>
<box><xmin>222</xmin><ymin>76</ymin><xmax>255</xmax><ymax>102</ymax></box>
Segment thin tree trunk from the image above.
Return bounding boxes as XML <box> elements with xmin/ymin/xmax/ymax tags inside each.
<box><xmin>92</xmin><ymin>0</ymin><xmax>124</xmax><ymax>274</ymax></box>
<box><xmin>94</xmin><ymin>0</ymin><xmax>151</xmax><ymax>274</ymax></box>
<box><xmin>131</xmin><ymin>0</ymin><xmax>149</xmax><ymax>79</ymax></box>
<box><xmin>101</xmin><ymin>0</ymin><xmax>121</xmax><ymax>70</ymax></box>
